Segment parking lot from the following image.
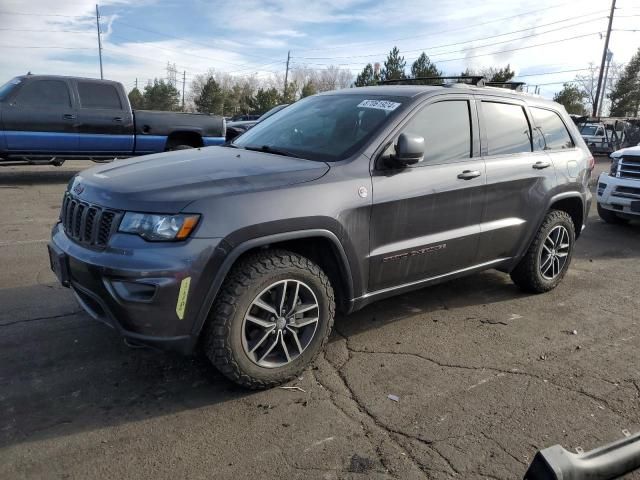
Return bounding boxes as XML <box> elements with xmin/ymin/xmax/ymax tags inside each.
<box><xmin>0</xmin><ymin>158</ymin><xmax>638</xmax><ymax>479</ymax></box>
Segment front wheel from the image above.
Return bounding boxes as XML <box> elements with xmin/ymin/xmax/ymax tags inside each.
<box><xmin>204</xmin><ymin>250</ymin><xmax>335</xmax><ymax>389</ymax></box>
<box><xmin>510</xmin><ymin>210</ymin><xmax>575</xmax><ymax>293</ymax></box>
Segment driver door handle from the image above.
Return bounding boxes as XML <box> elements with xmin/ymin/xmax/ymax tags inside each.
<box><xmin>533</xmin><ymin>160</ymin><xmax>552</xmax><ymax>169</ymax></box>
<box><xmin>113</xmin><ymin>116</ymin><xmax>123</xmax><ymax>122</ymax></box>
<box><xmin>457</xmin><ymin>170</ymin><xmax>481</xmax><ymax>180</ymax></box>
<box><xmin>62</xmin><ymin>114</ymin><xmax>76</xmax><ymax>120</ymax></box>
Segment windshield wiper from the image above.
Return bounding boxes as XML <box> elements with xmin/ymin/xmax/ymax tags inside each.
<box><xmin>243</xmin><ymin>145</ymin><xmax>302</xmax><ymax>159</ymax></box>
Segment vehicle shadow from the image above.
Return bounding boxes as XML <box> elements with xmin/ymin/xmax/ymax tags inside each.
<box><xmin>0</xmin><ymin>168</ymin><xmax>81</xmax><ymax>186</ymax></box>
<box><xmin>0</xmin><ymin>270</ymin><xmax>529</xmax><ymax>450</ymax></box>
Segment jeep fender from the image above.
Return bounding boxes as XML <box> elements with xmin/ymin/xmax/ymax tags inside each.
<box><xmin>190</xmin><ymin>229</ymin><xmax>355</xmax><ymax>340</ymax></box>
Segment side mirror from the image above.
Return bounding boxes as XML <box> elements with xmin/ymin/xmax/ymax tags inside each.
<box><xmin>394</xmin><ymin>133</ymin><xmax>425</xmax><ymax>166</ymax></box>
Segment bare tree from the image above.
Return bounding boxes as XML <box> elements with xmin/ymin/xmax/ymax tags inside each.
<box><xmin>575</xmin><ymin>63</ymin><xmax>600</xmax><ymax>116</ymax></box>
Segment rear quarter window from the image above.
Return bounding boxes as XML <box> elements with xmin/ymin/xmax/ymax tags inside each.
<box><xmin>77</xmin><ymin>82</ymin><xmax>123</xmax><ymax>109</ymax></box>
<box><xmin>482</xmin><ymin>101</ymin><xmax>532</xmax><ymax>155</ymax></box>
<box><xmin>531</xmin><ymin>107</ymin><xmax>574</xmax><ymax>150</ymax></box>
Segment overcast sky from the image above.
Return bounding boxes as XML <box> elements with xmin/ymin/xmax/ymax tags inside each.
<box><xmin>0</xmin><ymin>0</ymin><xmax>639</xmax><ymax>99</ymax></box>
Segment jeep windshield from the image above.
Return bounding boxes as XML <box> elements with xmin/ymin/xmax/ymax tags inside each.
<box><xmin>232</xmin><ymin>94</ymin><xmax>406</xmax><ymax>161</ymax></box>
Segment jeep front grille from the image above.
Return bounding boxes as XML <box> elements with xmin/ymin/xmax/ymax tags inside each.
<box><xmin>60</xmin><ymin>194</ymin><xmax>122</xmax><ymax>247</ymax></box>
<box><xmin>618</xmin><ymin>156</ymin><xmax>640</xmax><ymax>180</ymax></box>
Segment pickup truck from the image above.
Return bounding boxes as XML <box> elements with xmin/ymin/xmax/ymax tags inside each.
<box><xmin>597</xmin><ymin>144</ymin><xmax>640</xmax><ymax>223</ymax></box>
<box><xmin>0</xmin><ymin>75</ymin><xmax>225</xmax><ymax>165</ymax></box>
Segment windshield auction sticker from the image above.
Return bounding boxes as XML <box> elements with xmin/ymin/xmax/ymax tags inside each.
<box><xmin>358</xmin><ymin>99</ymin><xmax>401</xmax><ymax>111</ymax></box>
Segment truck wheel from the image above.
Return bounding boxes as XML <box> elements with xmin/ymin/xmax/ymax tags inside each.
<box><xmin>597</xmin><ymin>203</ymin><xmax>628</xmax><ymax>224</ymax></box>
<box><xmin>167</xmin><ymin>144</ymin><xmax>193</xmax><ymax>151</ymax></box>
<box><xmin>204</xmin><ymin>250</ymin><xmax>335</xmax><ymax>389</ymax></box>
<box><xmin>510</xmin><ymin>210</ymin><xmax>575</xmax><ymax>294</ymax></box>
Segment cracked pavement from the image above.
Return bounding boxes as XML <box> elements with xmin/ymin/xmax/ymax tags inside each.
<box><xmin>0</xmin><ymin>159</ymin><xmax>639</xmax><ymax>479</ymax></box>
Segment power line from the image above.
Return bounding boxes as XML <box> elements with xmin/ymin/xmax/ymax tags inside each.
<box><xmin>294</xmin><ymin>31</ymin><xmax>602</xmax><ymax>68</ymax></box>
<box><xmin>0</xmin><ymin>45</ymin><xmax>95</xmax><ymax>50</ymax></box>
<box><xmin>0</xmin><ymin>10</ymin><xmax>90</xmax><ymax>18</ymax></box>
<box><xmin>295</xmin><ymin>0</ymin><xmax>579</xmax><ymax>53</ymax></box>
<box><xmin>0</xmin><ymin>28</ymin><xmax>92</xmax><ymax>33</ymax></box>
<box><xmin>515</xmin><ymin>68</ymin><xmax>593</xmax><ymax>78</ymax></box>
<box><xmin>293</xmin><ymin>11</ymin><xmax>606</xmax><ymax>61</ymax></box>
<box><xmin>113</xmin><ymin>20</ymin><xmax>282</xmax><ymax>63</ymax></box>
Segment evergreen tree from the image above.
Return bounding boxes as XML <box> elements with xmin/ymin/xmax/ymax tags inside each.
<box><xmin>193</xmin><ymin>76</ymin><xmax>224</xmax><ymax>114</ymax></box>
<box><xmin>553</xmin><ymin>83</ymin><xmax>587</xmax><ymax>115</ymax></box>
<box><xmin>487</xmin><ymin>64</ymin><xmax>515</xmax><ymax>82</ymax></box>
<box><xmin>142</xmin><ymin>79</ymin><xmax>180</xmax><ymax>111</ymax></box>
<box><xmin>411</xmin><ymin>52</ymin><xmax>441</xmax><ymax>79</ymax></box>
<box><xmin>609</xmin><ymin>48</ymin><xmax>640</xmax><ymax>117</ymax></box>
<box><xmin>301</xmin><ymin>80</ymin><xmax>317</xmax><ymax>97</ymax></box>
<box><xmin>250</xmin><ymin>87</ymin><xmax>281</xmax><ymax>114</ymax></box>
<box><xmin>354</xmin><ymin>63</ymin><xmax>380</xmax><ymax>87</ymax></box>
<box><xmin>380</xmin><ymin>47</ymin><xmax>406</xmax><ymax>82</ymax></box>
<box><xmin>127</xmin><ymin>87</ymin><xmax>144</xmax><ymax>109</ymax></box>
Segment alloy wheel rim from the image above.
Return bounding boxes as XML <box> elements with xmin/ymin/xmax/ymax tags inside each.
<box><xmin>539</xmin><ymin>225</ymin><xmax>570</xmax><ymax>280</ymax></box>
<box><xmin>241</xmin><ymin>279</ymin><xmax>319</xmax><ymax>368</ymax></box>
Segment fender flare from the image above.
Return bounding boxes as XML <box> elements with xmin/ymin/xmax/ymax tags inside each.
<box><xmin>518</xmin><ymin>191</ymin><xmax>585</xmax><ymax>263</ymax></box>
<box><xmin>190</xmin><ymin>229</ymin><xmax>355</xmax><ymax>340</ymax></box>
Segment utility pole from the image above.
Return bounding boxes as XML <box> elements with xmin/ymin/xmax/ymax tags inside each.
<box><xmin>182</xmin><ymin>70</ymin><xmax>186</xmax><ymax>111</ymax></box>
<box><xmin>283</xmin><ymin>50</ymin><xmax>291</xmax><ymax>100</ymax></box>
<box><xmin>597</xmin><ymin>50</ymin><xmax>613</xmax><ymax>116</ymax></box>
<box><xmin>95</xmin><ymin>4</ymin><xmax>103</xmax><ymax>79</ymax></box>
<box><xmin>593</xmin><ymin>0</ymin><xmax>616</xmax><ymax>116</ymax></box>
<box><xmin>135</xmin><ymin>78</ymin><xmax>138</xmax><ymax>89</ymax></box>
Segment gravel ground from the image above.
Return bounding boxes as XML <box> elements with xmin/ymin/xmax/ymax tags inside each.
<box><xmin>0</xmin><ymin>158</ymin><xmax>638</xmax><ymax>479</ymax></box>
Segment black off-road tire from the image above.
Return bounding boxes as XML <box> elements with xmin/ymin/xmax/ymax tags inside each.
<box><xmin>597</xmin><ymin>203</ymin><xmax>628</xmax><ymax>224</ymax></box>
<box><xmin>510</xmin><ymin>210</ymin><xmax>575</xmax><ymax>294</ymax></box>
<box><xmin>204</xmin><ymin>249</ymin><xmax>335</xmax><ymax>389</ymax></box>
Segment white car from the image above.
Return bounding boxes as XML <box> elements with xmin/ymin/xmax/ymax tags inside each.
<box><xmin>596</xmin><ymin>145</ymin><xmax>640</xmax><ymax>223</ymax></box>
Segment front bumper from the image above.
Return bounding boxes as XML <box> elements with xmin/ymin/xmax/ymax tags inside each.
<box><xmin>596</xmin><ymin>172</ymin><xmax>640</xmax><ymax>218</ymax></box>
<box><xmin>50</xmin><ymin>222</ymin><xmax>222</xmax><ymax>354</ymax></box>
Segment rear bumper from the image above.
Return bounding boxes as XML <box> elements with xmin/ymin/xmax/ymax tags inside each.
<box><xmin>596</xmin><ymin>173</ymin><xmax>640</xmax><ymax>217</ymax></box>
<box><xmin>50</xmin><ymin>222</ymin><xmax>222</xmax><ymax>354</ymax></box>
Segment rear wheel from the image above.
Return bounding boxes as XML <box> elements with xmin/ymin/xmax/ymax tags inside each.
<box><xmin>166</xmin><ymin>144</ymin><xmax>194</xmax><ymax>151</ymax></box>
<box><xmin>204</xmin><ymin>250</ymin><xmax>335</xmax><ymax>389</ymax></box>
<box><xmin>597</xmin><ymin>203</ymin><xmax>629</xmax><ymax>224</ymax></box>
<box><xmin>510</xmin><ymin>210</ymin><xmax>575</xmax><ymax>293</ymax></box>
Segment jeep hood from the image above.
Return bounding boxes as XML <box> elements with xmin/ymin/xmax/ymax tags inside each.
<box><xmin>71</xmin><ymin>146</ymin><xmax>330</xmax><ymax>213</ymax></box>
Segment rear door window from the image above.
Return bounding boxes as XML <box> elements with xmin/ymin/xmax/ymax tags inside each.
<box><xmin>531</xmin><ymin>107</ymin><xmax>575</xmax><ymax>150</ymax></box>
<box><xmin>15</xmin><ymin>80</ymin><xmax>71</xmax><ymax>107</ymax></box>
<box><xmin>482</xmin><ymin>101</ymin><xmax>532</xmax><ymax>155</ymax></box>
<box><xmin>400</xmin><ymin>100</ymin><xmax>472</xmax><ymax>165</ymax></box>
<box><xmin>77</xmin><ymin>82</ymin><xmax>123</xmax><ymax>109</ymax></box>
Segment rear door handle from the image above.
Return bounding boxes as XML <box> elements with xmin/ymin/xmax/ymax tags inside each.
<box><xmin>63</xmin><ymin>114</ymin><xmax>76</xmax><ymax>120</ymax></box>
<box><xmin>457</xmin><ymin>170</ymin><xmax>481</xmax><ymax>180</ymax></box>
<box><xmin>113</xmin><ymin>116</ymin><xmax>123</xmax><ymax>122</ymax></box>
<box><xmin>533</xmin><ymin>160</ymin><xmax>552</xmax><ymax>169</ymax></box>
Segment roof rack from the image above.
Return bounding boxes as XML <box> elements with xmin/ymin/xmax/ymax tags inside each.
<box><xmin>380</xmin><ymin>76</ymin><xmax>486</xmax><ymax>86</ymax></box>
<box><xmin>485</xmin><ymin>81</ymin><xmax>526</xmax><ymax>91</ymax></box>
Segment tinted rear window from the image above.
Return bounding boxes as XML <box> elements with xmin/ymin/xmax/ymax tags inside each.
<box><xmin>482</xmin><ymin>101</ymin><xmax>532</xmax><ymax>155</ymax></box>
<box><xmin>531</xmin><ymin>107</ymin><xmax>574</xmax><ymax>150</ymax></box>
<box><xmin>15</xmin><ymin>80</ymin><xmax>71</xmax><ymax>107</ymax></box>
<box><xmin>77</xmin><ymin>82</ymin><xmax>122</xmax><ymax>109</ymax></box>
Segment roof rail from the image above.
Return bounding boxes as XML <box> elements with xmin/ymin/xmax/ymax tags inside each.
<box><xmin>485</xmin><ymin>81</ymin><xmax>526</xmax><ymax>91</ymax></box>
<box><xmin>380</xmin><ymin>76</ymin><xmax>486</xmax><ymax>86</ymax></box>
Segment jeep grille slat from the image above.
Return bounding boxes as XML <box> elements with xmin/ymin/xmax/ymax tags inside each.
<box><xmin>60</xmin><ymin>193</ymin><xmax>122</xmax><ymax>247</ymax></box>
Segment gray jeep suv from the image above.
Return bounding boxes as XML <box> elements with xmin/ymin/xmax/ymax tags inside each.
<box><xmin>49</xmin><ymin>84</ymin><xmax>593</xmax><ymax>388</ymax></box>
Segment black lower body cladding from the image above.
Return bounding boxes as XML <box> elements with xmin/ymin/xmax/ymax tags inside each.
<box><xmin>49</xmin><ymin>222</ymin><xmax>223</xmax><ymax>353</ymax></box>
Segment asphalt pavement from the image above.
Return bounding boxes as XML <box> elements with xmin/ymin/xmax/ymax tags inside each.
<box><xmin>0</xmin><ymin>159</ymin><xmax>638</xmax><ymax>479</ymax></box>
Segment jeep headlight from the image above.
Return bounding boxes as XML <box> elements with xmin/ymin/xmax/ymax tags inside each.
<box><xmin>119</xmin><ymin>212</ymin><xmax>200</xmax><ymax>241</ymax></box>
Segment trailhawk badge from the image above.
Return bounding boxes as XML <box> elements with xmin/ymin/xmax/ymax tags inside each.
<box><xmin>73</xmin><ymin>183</ymin><xmax>84</xmax><ymax>195</ymax></box>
